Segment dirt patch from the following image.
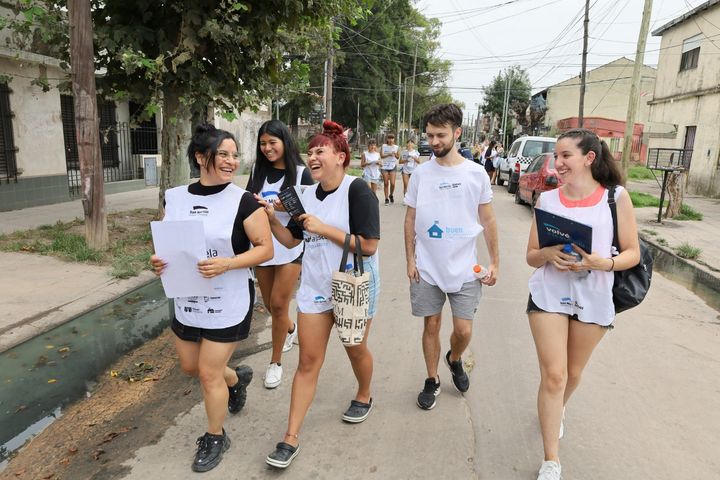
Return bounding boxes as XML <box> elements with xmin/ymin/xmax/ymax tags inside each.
<box><xmin>0</xmin><ymin>209</ymin><xmax>156</xmax><ymax>279</ymax></box>
<box><xmin>2</xmin><ymin>304</ymin><xmax>270</xmax><ymax>480</ymax></box>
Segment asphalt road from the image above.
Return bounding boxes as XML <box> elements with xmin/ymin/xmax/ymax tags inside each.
<box><xmin>119</xmin><ymin>184</ymin><xmax>720</xmax><ymax>480</ymax></box>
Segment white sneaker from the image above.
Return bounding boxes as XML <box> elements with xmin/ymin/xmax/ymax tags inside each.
<box><xmin>559</xmin><ymin>407</ymin><xmax>565</xmax><ymax>439</ymax></box>
<box><xmin>263</xmin><ymin>363</ymin><xmax>282</xmax><ymax>389</ymax></box>
<box><xmin>282</xmin><ymin>324</ymin><xmax>298</xmax><ymax>353</ymax></box>
<box><xmin>537</xmin><ymin>460</ymin><xmax>562</xmax><ymax>480</ymax></box>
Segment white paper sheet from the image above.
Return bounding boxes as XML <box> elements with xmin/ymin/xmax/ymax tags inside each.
<box><xmin>150</xmin><ymin>220</ymin><xmax>215</xmax><ymax>298</ymax></box>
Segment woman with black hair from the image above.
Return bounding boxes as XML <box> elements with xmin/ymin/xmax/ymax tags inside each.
<box><xmin>484</xmin><ymin>140</ymin><xmax>498</xmax><ymax>184</ymax></box>
<box><xmin>525</xmin><ymin>129</ymin><xmax>640</xmax><ymax>480</ymax></box>
<box><xmin>247</xmin><ymin>120</ymin><xmax>314</xmax><ymax>389</ymax></box>
<box><xmin>150</xmin><ymin>124</ymin><xmax>273</xmax><ymax>473</ymax></box>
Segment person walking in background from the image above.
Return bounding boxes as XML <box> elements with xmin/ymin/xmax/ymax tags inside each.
<box><xmin>259</xmin><ymin>121</ymin><xmax>381</xmax><ymax>470</ymax></box>
<box><xmin>483</xmin><ymin>140</ymin><xmax>498</xmax><ymax>184</ymax></box>
<box><xmin>246</xmin><ymin>120</ymin><xmax>314</xmax><ymax>389</ymax></box>
<box><xmin>399</xmin><ymin>139</ymin><xmax>421</xmax><ymax>198</ymax></box>
<box><xmin>458</xmin><ymin>142</ymin><xmax>474</xmax><ymax>162</ymax></box>
<box><xmin>151</xmin><ymin>124</ymin><xmax>273</xmax><ymax>473</ymax></box>
<box><xmin>525</xmin><ymin>129</ymin><xmax>640</xmax><ymax>480</ymax></box>
<box><xmin>404</xmin><ymin>104</ymin><xmax>499</xmax><ymax>411</ymax></box>
<box><xmin>380</xmin><ymin>133</ymin><xmax>400</xmax><ymax>205</ymax></box>
<box><xmin>361</xmin><ymin>139</ymin><xmax>381</xmax><ymax>194</ymax></box>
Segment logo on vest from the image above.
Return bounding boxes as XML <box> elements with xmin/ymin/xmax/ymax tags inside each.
<box><xmin>560</xmin><ymin>297</ymin><xmax>584</xmax><ymax>310</ymax></box>
<box><xmin>314</xmin><ymin>295</ymin><xmax>327</xmax><ymax>304</ymax></box>
<box><xmin>427</xmin><ymin>221</ymin><xmax>472</xmax><ymax>239</ymax></box>
<box><xmin>190</xmin><ymin>205</ymin><xmax>209</xmax><ymax>216</ymax></box>
<box><xmin>304</xmin><ymin>232</ymin><xmax>328</xmax><ymax>249</ymax></box>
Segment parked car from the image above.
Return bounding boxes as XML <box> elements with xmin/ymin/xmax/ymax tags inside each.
<box><xmin>418</xmin><ymin>139</ymin><xmax>432</xmax><ymax>156</ymax></box>
<box><xmin>515</xmin><ymin>152</ymin><xmax>562</xmax><ymax>208</ymax></box>
<box><xmin>498</xmin><ymin>135</ymin><xmax>556</xmax><ymax>193</ymax></box>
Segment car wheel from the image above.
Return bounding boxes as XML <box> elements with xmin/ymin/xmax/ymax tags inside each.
<box><xmin>514</xmin><ymin>188</ymin><xmax>523</xmax><ymax>204</ymax></box>
<box><xmin>507</xmin><ymin>180</ymin><xmax>518</xmax><ymax>194</ymax></box>
<box><xmin>530</xmin><ymin>192</ymin><xmax>539</xmax><ymax>212</ymax></box>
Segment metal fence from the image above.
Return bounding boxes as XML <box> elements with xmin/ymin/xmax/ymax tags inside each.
<box><xmin>647</xmin><ymin>148</ymin><xmax>693</xmax><ymax>171</ymax></box>
<box><xmin>66</xmin><ymin>122</ymin><xmax>158</xmax><ymax>198</ymax></box>
<box><xmin>0</xmin><ymin>82</ymin><xmax>17</xmax><ymax>184</ymax></box>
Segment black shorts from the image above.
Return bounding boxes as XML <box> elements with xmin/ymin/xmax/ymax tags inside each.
<box><xmin>171</xmin><ymin>280</ymin><xmax>255</xmax><ymax>343</ymax></box>
<box><xmin>526</xmin><ymin>294</ymin><xmax>613</xmax><ymax>329</ymax></box>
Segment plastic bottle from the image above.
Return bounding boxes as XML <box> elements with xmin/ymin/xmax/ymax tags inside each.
<box><xmin>562</xmin><ymin>244</ymin><xmax>589</xmax><ymax>278</ymax></box>
<box><xmin>473</xmin><ymin>264</ymin><xmax>490</xmax><ymax>281</ymax></box>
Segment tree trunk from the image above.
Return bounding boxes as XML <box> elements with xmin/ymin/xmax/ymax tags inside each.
<box><xmin>68</xmin><ymin>0</ymin><xmax>107</xmax><ymax>249</ymax></box>
<box><xmin>158</xmin><ymin>87</ymin><xmax>192</xmax><ymax>216</ymax></box>
<box><xmin>664</xmin><ymin>171</ymin><xmax>684</xmax><ymax>218</ymax></box>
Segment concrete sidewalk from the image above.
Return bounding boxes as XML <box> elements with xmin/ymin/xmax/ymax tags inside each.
<box><xmin>628</xmin><ymin>178</ymin><xmax>720</xmax><ymax>276</ymax></box>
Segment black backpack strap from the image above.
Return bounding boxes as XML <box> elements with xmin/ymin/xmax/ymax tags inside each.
<box><xmin>607</xmin><ymin>185</ymin><xmax>620</xmax><ymax>252</ymax></box>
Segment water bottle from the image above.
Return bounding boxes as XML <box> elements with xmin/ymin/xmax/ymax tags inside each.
<box><xmin>473</xmin><ymin>264</ymin><xmax>490</xmax><ymax>281</ymax></box>
<box><xmin>562</xmin><ymin>244</ymin><xmax>589</xmax><ymax>278</ymax></box>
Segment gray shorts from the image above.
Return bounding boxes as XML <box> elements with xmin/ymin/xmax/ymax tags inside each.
<box><xmin>410</xmin><ymin>277</ymin><xmax>482</xmax><ymax>320</ymax></box>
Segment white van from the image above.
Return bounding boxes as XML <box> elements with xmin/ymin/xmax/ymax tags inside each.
<box><xmin>498</xmin><ymin>136</ymin><xmax>556</xmax><ymax>193</ymax></box>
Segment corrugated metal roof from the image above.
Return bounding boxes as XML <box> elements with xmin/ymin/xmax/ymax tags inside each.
<box><xmin>651</xmin><ymin>0</ymin><xmax>720</xmax><ymax>36</ymax></box>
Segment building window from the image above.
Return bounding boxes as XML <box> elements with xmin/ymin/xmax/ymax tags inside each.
<box><xmin>680</xmin><ymin>34</ymin><xmax>702</xmax><ymax>72</ymax></box>
<box><xmin>0</xmin><ymin>82</ymin><xmax>18</xmax><ymax>183</ymax></box>
<box><xmin>60</xmin><ymin>95</ymin><xmax>119</xmax><ymax>169</ymax></box>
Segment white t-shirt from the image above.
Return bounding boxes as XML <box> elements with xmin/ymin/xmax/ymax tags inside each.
<box><xmin>363</xmin><ymin>151</ymin><xmax>381</xmax><ymax>180</ymax></box>
<box><xmin>380</xmin><ymin>144</ymin><xmax>399</xmax><ymax>170</ymax></box>
<box><xmin>401</xmin><ymin>149</ymin><xmax>420</xmax><ymax>174</ymax></box>
<box><xmin>405</xmin><ymin>158</ymin><xmax>493</xmax><ymax>292</ymax></box>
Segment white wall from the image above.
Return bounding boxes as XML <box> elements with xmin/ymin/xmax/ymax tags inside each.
<box><xmin>1</xmin><ymin>56</ymin><xmax>67</xmax><ymax>177</ymax></box>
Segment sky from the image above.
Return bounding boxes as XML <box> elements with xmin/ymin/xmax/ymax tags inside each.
<box><xmin>416</xmin><ymin>0</ymin><xmax>708</xmax><ymax>120</ymax></box>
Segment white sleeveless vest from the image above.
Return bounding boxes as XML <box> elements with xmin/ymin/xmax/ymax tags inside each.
<box><xmin>164</xmin><ymin>184</ymin><xmax>251</xmax><ymax>329</ymax></box>
<box><xmin>296</xmin><ymin>175</ymin><xmax>371</xmax><ymax>313</ymax></box>
<box><xmin>258</xmin><ymin>166</ymin><xmax>306</xmax><ymax>266</ymax></box>
<box><xmin>528</xmin><ymin>187</ymin><xmax>621</xmax><ymax>325</ymax></box>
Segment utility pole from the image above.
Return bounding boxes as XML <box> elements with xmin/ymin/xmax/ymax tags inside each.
<box><xmin>325</xmin><ymin>43</ymin><xmax>334</xmax><ymax>121</ymax></box>
<box><xmin>474</xmin><ymin>103</ymin><xmax>481</xmax><ymax>143</ymax></box>
<box><xmin>397</xmin><ymin>70</ymin><xmax>402</xmax><ymax>136</ymax></box>
<box><xmin>622</xmin><ymin>0</ymin><xmax>653</xmax><ymax>174</ymax></box>
<box><xmin>408</xmin><ymin>44</ymin><xmax>418</xmax><ymax>140</ymax></box>
<box><xmin>68</xmin><ymin>0</ymin><xmax>107</xmax><ymax>249</ymax></box>
<box><xmin>356</xmin><ymin>98</ymin><xmax>360</xmax><ymax>146</ymax></box>
<box><xmin>500</xmin><ymin>71</ymin><xmax>511</xmax><ymax>145</ymax></box>
<box><xmin>578</xmin><ymin>0</ymin><xmax>590</xmax><ymax>127</ymax></box>
<box><xmin>401</xmin><ymin>78</ymin><xmax>408</xmax><ymax>143</ymax></box>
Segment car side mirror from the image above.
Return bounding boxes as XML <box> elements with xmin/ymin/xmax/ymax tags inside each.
<box><xmin>545</xmin><ymin>176</ymin><xmax>558</xmax><ymax>186</ymax></box>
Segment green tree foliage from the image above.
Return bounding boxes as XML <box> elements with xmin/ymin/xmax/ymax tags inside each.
<box><xmin>481</xmin><ymin>66</ymin><xmax>532</xmax><ymax>127</ymax></box>
<box><xmin>280</xmin><ymin>0</ymin><xmax>457</xmax><ymax>137</ymax></box>
<box><xmin>7</xmin><ymin>0</ymin><xmax>363</xmax><ymax>208</ymax></box>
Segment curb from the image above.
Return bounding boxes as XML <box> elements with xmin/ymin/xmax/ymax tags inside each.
<box><xmin>0</xmin><ymin>271</ymin><xmax>157</xmax><ymax>354</ymax></box>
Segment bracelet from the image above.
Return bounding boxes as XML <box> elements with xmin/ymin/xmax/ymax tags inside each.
<box><xmin>607</xmin><ymin>258</ymin><xmax>615</xmax><ymax>272</ymax></box>
<box><xmin>285</xmin><ymin>432</ymin><xmax>298</xmax><ymax>439</ymax></box>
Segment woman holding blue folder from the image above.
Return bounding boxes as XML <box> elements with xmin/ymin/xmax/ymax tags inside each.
<box><xmin>525</xmin><ymin>129</ymin><xmax>640</xmax><ymax>480</ymax></box>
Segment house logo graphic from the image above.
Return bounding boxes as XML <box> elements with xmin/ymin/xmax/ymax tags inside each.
<box><xmin>427</xmin><ymin>221</ymin><xmax>444</xmax><ymax>239</ymax></box>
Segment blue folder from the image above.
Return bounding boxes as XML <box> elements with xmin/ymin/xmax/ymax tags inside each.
<box><xmin>535</xmin><ymin>208</ymin><xmax>593</xmax><ymax>253</ymax></box>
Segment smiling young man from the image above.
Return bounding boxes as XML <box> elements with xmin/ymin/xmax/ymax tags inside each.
<box><xmin>403</xmin><ymin>104</ymin><xmax>499</xmax><ymax>410</ymax></box>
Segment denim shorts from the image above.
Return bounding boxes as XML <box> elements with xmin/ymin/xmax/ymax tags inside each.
<box><xmin>364</xmin><ymin>255</ymin><xmax>381</xmax><ymax>318</ymax></box>
<box><xmin>526</xmin><ymin>295</ymin><xmax>614</xmax><ymax>330</ymax></box>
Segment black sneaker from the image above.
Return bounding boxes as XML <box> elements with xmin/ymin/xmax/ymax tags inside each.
<box><xmin>266</xmin><ymin>442</ymin><xmax>300</xmax><ymax>469</ymax></box>
<box><xmin>389</xmin><ymin>194</ymin><xmax>394</xmax><ymax>204</ymax></box>
<box><xmin>192</xmin><ymin>430</ymin><xmax>230</xmax><ymax>472</ymax></box>
<box><xmin>416</xmin><ymin>377</ymin><xmax>441</xmax><ymax>410</ymax></box>
<box><xmin>228</xmin><ymin>365</ymin><xmax>253</xmax><ymax>414</ymax></box>
<box><xmin>384</xmin><ymin>198</ymin><xmax>390</xmax><ymax>206</ymax></box>
<box><xmin>445</xmin><ymin>350</ymin><xmax>469</xmax><ymax>393</ymax></box>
